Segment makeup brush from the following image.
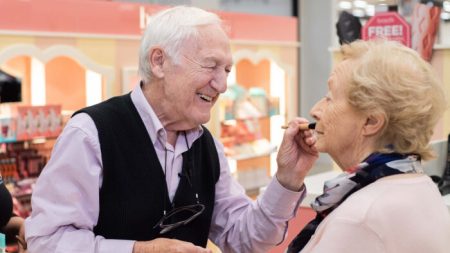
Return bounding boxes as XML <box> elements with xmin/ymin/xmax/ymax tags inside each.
<box><xmin>281</xmin><ymin>122</ymin><xmax>316</xmax><ymax>130</ymax></box>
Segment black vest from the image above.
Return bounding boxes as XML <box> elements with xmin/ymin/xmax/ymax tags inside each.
<box><xmin>73</xmin><ymin>94</ymin><xmax>220</xmax><ymax>246</ymax></box>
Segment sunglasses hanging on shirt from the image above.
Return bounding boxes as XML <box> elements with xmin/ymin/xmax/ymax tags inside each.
<box><xmin>153</xmin><ymin>131</ymin><xmax>205</xmax><ymax>234</ymax></box>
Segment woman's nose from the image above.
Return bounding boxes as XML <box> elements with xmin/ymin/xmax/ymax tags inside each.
<box><xmin>310</xmin><ymin>99</ymin><xmax>323</xmax><ymax>121</ymax></box>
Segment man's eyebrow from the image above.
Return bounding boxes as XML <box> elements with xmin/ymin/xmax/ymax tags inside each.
<box><xmin>203</xmin><ymin>56</ymin><xmax>232</xmax><ymax>64</ymax></box>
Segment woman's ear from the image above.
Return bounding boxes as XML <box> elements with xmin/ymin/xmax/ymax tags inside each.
<box><xmin>363</xmin><ymin>113</ymin><xmax>385</xmax><ymax>137</ymax></box>
<box><xmin>149</xmin><ymin>47</ymin><xmax>165</xmax><ymax>78</ymax></box>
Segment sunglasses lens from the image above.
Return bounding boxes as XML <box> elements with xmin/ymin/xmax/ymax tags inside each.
<box><xmin>156</xmin><ymin>204</ymin><xmax>205</xmax><ymax>234</ymax></box>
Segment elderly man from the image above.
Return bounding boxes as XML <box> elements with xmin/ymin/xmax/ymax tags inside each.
<box><xmin>25</xmin><ymin>6</ymin><xmax>317</xmax><ymax>253</ymax></box>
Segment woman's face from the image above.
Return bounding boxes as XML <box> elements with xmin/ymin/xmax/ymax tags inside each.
<box><xmin>310</xmin><ymin>60</ymin><xmax>367</xmax><ymax>163</ymax></box>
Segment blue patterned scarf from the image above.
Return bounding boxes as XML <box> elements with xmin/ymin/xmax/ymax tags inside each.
<box><xmin>287</xmin><ymin>152</ymin><xmax>422</xmax><ymax>253</ymax></box>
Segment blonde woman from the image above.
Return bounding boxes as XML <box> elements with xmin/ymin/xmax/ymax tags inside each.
<box><xmin>287</xmin><ymin>40</ymin><xmax>450</xmax><ymax>253</ymax></box>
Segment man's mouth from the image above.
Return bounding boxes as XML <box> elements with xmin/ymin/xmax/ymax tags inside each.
<box><xmin>197</xmin><ymin>93</ymin><xmax>213</xmax><ymax>102</ymax></box>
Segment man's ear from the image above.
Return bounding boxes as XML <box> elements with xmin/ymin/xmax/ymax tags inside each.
<box><xmin>363</xmin><ymin>113</ymin><xmax>385</xmax><ymax>137</ymax></box>
<box><xmin>149</xmin><ymin>47</ymin><xmax>165</xmax><ymax>78</ymax></box>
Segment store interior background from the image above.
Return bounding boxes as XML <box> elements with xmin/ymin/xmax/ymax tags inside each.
<box><xmin>0</xmin><ymin>0</ymin><xmax>450</xmax><ymax>252</ymax></box>
<box><xmin>127</xmin><ymin>0</ymin><xmax>450</xmax><ymax>173</ymax></box>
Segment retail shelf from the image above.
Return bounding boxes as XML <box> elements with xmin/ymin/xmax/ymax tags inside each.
<box><xmin>227</xmin><ymin>143</ymin><xmax>277</xmax><ymax>161</ymax></box>
<box><xmin>0</xmin><ymin>136</ymin><xmax>55</xmax><ymax>144</ymax></box>
<box><xmin>221</xmin><ymin>114</ymin><xmax>285</xmax><ymax>123</ymax></box>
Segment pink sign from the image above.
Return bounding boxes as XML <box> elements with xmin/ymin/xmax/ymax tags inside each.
<box><xmin>0</xmin><ymin>0</ymin><xmax>297</xmax><ymax>42</ymax></box>
<box><xmin>362</xmin><ymin>12</ymin><xmax>411</xmax><ymax>47</ymax></box>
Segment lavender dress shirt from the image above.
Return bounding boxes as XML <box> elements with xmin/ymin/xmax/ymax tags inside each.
<box><xmin>24</xmin><ymin>85</ymin><xmax>305</xmax><ymax>253</ymax></box>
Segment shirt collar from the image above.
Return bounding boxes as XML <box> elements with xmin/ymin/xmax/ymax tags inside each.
<box><xmin>130</xmin><ymin>82</ymin><xmax>204</xmax><ymax>148</ymax></box>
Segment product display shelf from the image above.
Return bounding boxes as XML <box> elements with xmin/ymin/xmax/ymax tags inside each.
<box><xmin>216</xmin><ymin>55</ymin><xmax>292</xmax><ymax>197</ymax></box>
<box><xmin>223</xmin><ymin>118</ymin><xmax>281</xmax><ymax>197</ymax></box>
<box><xmin>0</xmin><ymin>103</ymin><xmax>62</xmax><ymax>220</ymax></box>
<box><xmin>219</xmin><ymin>96</ymin><xmax>282</xmax><ymax>196</ymax></box>
<box><xmin>0</xmin><ymin>138</ymin><xmax>54</xmax><ymax>218</ymax></box>
<box><xmin>227</xmin><ymin>142</ymin><xmax>277</xmax><ymax>161</ymax></box>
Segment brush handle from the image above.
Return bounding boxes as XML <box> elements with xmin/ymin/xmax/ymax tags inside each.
<box><xmin>281</xmin><ymin>123</ymin><xmax>315</xmax><ymax>130</ymax></box>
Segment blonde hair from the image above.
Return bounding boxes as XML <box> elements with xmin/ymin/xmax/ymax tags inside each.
<box><xmin>341</xmin><ymin>40</ymin><xmax>447</xmax><ymax>160</ymax></box>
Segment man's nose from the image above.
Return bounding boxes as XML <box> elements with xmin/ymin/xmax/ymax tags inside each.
<box><xmin>211</xmin><ymin>70</ymin><xmax>228</xmax><ymax>93</ymax></box>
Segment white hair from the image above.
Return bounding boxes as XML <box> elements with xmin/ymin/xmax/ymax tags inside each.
<box><xmin>138</xmin><ymin>6</ymin><xmax>223</xmax><ymax>83</ymax></box>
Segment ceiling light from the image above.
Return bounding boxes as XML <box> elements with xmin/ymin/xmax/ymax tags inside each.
<box><xmin>339</xmin><ymin>1</ymin><xmax>352</xmax><ymax>10</ymax></box>
<box><xmin>354</xmin><ymin>0</ymin><xmax>367</xmax><ymax>9</ymax></box>
<box><xmin>352</xmin><ymin>9</ymin><xmax>366</xmax><ymax>17</ymax></box>
<box><xmin>441</xmin><ymin>12</ymin><xmax>450</xmax><ymax>20</ymax></box>
<box><xmin>444</xmin><ymin>1</ymin><xmax>450</xmax><ymax>12</ymax></box>
<box><xmin>366</xmin><ymin>4</ymin><xmax>375</xmax><ymax>16</ymax></box>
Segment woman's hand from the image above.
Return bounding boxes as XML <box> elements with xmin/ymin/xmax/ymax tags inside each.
<box><xmin>276</xmin><ymin>118</ymin><xmax>319</xmax><ymax>191</ymax></box>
